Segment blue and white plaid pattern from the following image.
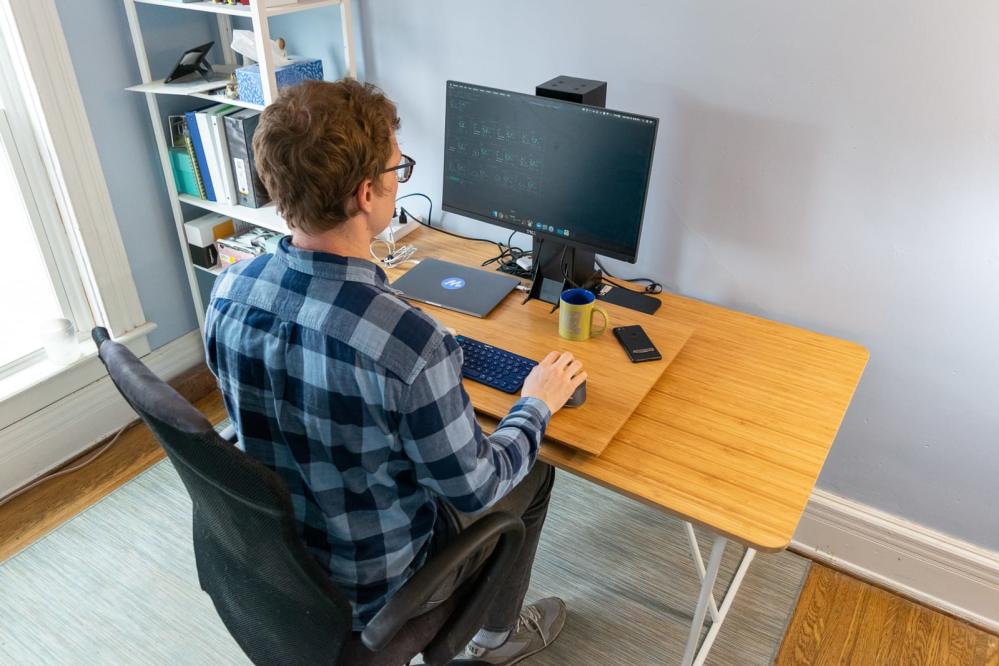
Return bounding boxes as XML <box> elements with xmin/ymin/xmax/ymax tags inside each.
<box><xmin>204</xmin><ymin>237</ymin><xmax>550</xmax><ymax>630</ymax></box>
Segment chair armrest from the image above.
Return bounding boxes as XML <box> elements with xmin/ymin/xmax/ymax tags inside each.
<box><xmin>360</xmin><ymin>511</ymin><xmax>525</xmax><ymax>652</ymax></box>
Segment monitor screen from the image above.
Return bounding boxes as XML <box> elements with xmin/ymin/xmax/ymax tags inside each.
<box><xmin>441</xmin><ymin>80</ymin><xmax>658</xmax><ymax>263</ymax></box>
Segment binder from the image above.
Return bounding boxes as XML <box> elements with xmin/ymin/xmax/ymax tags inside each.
<box><xmin>194</xmin><ymin>105</ymin><xmax>228</xmax><ymax>204</ymax></box>
<box><xmin>224</xmin><ymin>109</ymin><xmax>268</xmax><ymax>208</ymax></box>
<box><xmin>208</xmin><ymin>105</ymin><xmax>239</xmax><ymax>206</ymax></box>
<box><xmin>185</xmin><ymin>109</ymin><xmax>215</xmax><ymax>201</ymax></box>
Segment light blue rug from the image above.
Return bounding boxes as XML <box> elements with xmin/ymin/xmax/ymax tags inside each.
<box><xmin>0</xmin><ymin>459</ymin><xmax>808</xmax><ymax>664</ymax></box>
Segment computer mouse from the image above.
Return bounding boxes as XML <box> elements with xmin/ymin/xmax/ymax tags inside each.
<box><xmin>565</xmin><ymin>381</ymin><xmax>586</xmax><ymax>408</ymax></box>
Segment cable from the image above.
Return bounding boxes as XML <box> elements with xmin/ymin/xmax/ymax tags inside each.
<box><xmin>0</xmin><ymin>424</ymin><xmax>130</xmax><ymax>509</ymax></box>
<box><xmin>481</xmin><ymin>229</ymin><xmax>533</xmax><ymax>279</ymax></box>
<box><xmin>559</xmin><ymin>245</ymin><xmax>574</xmax><ymax>287</ymax></box>
<box><xmin>395</xmin><ymin>193</ymin><xmax>433</xmax><ymax>228</ymax></box>
<box><xmin>393</xmin><ymin>192</ymin><xmax>532</xmax><ymax>268</ymax></box>
<box><xmin>594</xmin><ymin>258</ymin><xmax>663</xmax><ymax>294</ymax></box>
<box><xmin>402</xmin><ymin>206</ymin><xmax>504</xmax><ymax>251</ymax></box>
<box><xmin>369</xmin><ymin>218</ymin><xmax>418</xmax><ymax>268</ymax></box>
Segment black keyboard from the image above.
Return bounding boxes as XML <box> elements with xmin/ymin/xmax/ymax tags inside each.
<box><xmin>455</xmin><ymin>335</ymin><xmax>537</xmax><ymax>394</ymax></box>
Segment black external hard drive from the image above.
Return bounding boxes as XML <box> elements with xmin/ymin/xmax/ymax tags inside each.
<box><xmin>595</xmin><ymin>284</ymin><xmax>661</xmax><ymax>315</ymax></box>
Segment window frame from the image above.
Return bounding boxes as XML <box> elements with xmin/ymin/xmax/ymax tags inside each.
<box><xmin>0</xmin><ymin>1</ymin><xmax>147</xmax><ymax>337</ymax></box>
<box><xmin>0</xmin><ymin>0</ymin><xmax>155</xmax><ymax>428</ymax></box>
<box><xmin>0</xmin><ymin>106</ymin><xmax>95</xmax><ymax>377</ymax></box>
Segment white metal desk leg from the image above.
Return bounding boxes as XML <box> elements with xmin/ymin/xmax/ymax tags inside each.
<box><xmin>692</xmin><ymin>546</ymin><xmax>757</xmax><ymax>666</ymax></box>
<box><xmin>681</xmin><ymin>536</ymin><xmax>726</xmax><ymax>666</ymax></box>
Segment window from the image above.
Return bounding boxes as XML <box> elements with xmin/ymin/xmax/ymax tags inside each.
<box><xmin>0</xmin><ymin>108</ymin><xmax>93</xmax><ymax>374</ymax></box>
<box><xmin>0</xmin><ymin>0</ymin><xmax>151</xmax><ymax>430</ymax></box>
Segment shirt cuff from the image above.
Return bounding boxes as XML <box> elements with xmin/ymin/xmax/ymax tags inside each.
<box><xmin>512</xmin><ymin>396</ymin><xmax>552</xmax><ymax>429</ymax></box>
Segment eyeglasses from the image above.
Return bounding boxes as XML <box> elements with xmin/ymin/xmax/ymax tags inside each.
<box><xmin>382</xmin><ymin>153</ymin><xmax>415</xmax><ymax>183</ymax></box>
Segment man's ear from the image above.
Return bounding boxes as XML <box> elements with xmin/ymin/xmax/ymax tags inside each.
<box><xmin>355</xmin><ymin>178</ymin><xmax>375</xmax><ymax>214</ymax></box>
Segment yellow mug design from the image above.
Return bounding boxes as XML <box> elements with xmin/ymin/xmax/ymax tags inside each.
<box><xmin>559</xmin><ymin>288</ymin><xmax>609</xmax><ymax>341</ymax></box>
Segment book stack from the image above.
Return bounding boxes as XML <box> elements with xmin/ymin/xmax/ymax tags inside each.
<box><xmin>174</xmin><ymin>105</ymin><xmax>270</xmax><ymax>209</ymax></box>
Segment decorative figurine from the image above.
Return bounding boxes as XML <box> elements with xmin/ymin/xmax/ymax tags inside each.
<box><xmin>224</xmin><ymin>72</ymin><xmax>239</xmax><ymax>100</ymax></box>
<box><xmin>276</xmin><ymin>37</ymin><xmax>288</xmax><ymax>62</ymax></box>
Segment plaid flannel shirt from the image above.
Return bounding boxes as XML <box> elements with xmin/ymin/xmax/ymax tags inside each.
<box><xmin>204</xmin><ymin>237</ymin><xmax>551</xmax><ymax>630</ymax></box>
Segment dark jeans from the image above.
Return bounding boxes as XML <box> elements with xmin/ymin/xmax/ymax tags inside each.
<box><xmin>418</xmin><ymin>461</ymin><xmax>555</xmax><ymax>632</ymax></box>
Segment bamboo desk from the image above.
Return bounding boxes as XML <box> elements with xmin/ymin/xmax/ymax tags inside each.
<box><xmin>389</xmin><ymin>227</ymin><xmax>869</xmax><ymax>665</ymax></box>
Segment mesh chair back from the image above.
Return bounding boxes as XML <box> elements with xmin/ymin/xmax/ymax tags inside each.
<box><xmin>94</xmin><ymin>329</ymin><xmax>353</xmax><ymax>665</ymax></box>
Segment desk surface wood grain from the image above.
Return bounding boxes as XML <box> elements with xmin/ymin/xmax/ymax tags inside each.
<box><xmin>393</xmin><ymin>227</ymin><xmax>869</xmax><ymax>551</ymax></box>
<box><xmin>388</xmin><ymin>257</ymin><xmax>693</xmax><ymax>455</ymax></box>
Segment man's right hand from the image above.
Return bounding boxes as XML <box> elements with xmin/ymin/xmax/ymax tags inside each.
<box><xmin>521</xmin><ymin>351</ymin><xmax>587</xmax><ymax>415</ymax></box>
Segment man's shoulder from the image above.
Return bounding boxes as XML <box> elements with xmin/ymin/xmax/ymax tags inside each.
<box><xmin>210</xmin><ymin>256</ymin><xmax>449</xmax><ymax>385</ymax></box>
<box><xmin>353</xmin><ymin>288</ymin><xmax>450</xmax><ymax>385</ymax></box>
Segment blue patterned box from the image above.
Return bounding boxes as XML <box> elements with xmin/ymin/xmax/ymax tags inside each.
<box><xmin>235</xmin><ymin>58</ymin><xmax>323</xmax><ymax>105</ymax></box>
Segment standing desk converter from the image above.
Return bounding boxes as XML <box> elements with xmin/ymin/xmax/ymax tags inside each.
<box><xmin>389</xmin><ymin>227</ymin><xmax>869</xmax><ymax>666</ymax></box>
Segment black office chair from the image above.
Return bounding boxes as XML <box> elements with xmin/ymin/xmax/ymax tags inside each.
<box><xmin>92</xmin><ymin>327</ymin><xmax>526</xmax><ymax>666</ymax></box>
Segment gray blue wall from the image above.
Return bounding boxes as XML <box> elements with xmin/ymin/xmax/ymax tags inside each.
<box><xmin>54</xmin><ymin>1</ymin><xmax>210</xmax><ymax>349</ymax></box>
<box><xmin>354</xmin><ymin>0</ymin><xmax>999</xmax><ymax>551</ymax></box>
<box><xmin>56</xmin><ymin>2</ymin><xmax>998</xmax><ymax>552</ymax></box>
<box><xmin>53</xmin><ymin>2</ymin><xmax>361</xmax><ymax>350</ymax></box>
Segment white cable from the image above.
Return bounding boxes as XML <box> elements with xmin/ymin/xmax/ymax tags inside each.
<box><xmin>0</xmin><ymin>424</ymin><xmax>130</xmax><ymax>508</ymax></box>
<box><xmin>370</xmin><ymin>223</ymin><xmax>418</xmax><ymax>268</ymax></box>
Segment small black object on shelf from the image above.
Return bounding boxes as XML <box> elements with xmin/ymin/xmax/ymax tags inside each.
<box><xmin>164</xmin><ymin>41</ymin><xmax>217</xmax><ymax>84</ymax></box>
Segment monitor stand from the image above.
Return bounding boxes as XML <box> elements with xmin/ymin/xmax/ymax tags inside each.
<box><xmin>521</xmin><ymin>236</ymin><xmax>662</xmax><ymax>314</ymax></box>
<box><xmin>524</xmin><ymin>237</ymin><xmax>600</xmax><ymax>307</ymax></box>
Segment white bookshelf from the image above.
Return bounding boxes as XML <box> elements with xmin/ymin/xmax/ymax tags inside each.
<box><xmin>178</xmin><ymin>194</ymin><xmax>288</xmax><ymax>234</ymax></box>
<box><xmin>125</xmin><ymin>65</ymin><xmax>266</xmax><ymax>111</ymax></box>
<box><xmin>133</xmin><ymin>0</ymin><xmax>342</xmax><ymax>19</ymax></box>
<box><xmin>194</xmin><ymin>263</ymin><xmax>226</xmax><ymax>276</ymax></box>
<box><xmin>122</xmin><ymin>0</ymin><xmax>356</xmax><ymax>327</ymax></box>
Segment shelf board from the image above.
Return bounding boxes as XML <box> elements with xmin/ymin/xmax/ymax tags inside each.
<box><xmin>133</xmin><ymin>0</ymin><xmax>341</xmax><ymax>18</ymax></box>
<box><xmin>178</xmin><ymin>194</ymin><xmax>289</xmax><ymax>234</ymax></box>
<box><xmin>267</xmin><ymin>0</ymin><xmax>342</xmax><ymax>17</ymax></box>
<box><xmin>134</xmin><ymin>0</ymin><xmax>251</xmax><ymax>16</ymax></box>
<box><xmin>125</xmin><ymin>79</ymin><xmax>264</xmax><ymax>111</ymax></box>
<box><xmin>189</xmin><ymin>91</ymin><xmax>264</xmax><ymax>111</ymax></box>
<box><xmin>126</xmin><ymin>70</ymin><xmax>231</xmax><ymax>95</ymax></box>
<box><xmin>194</xmin><ymin>263</ymin><xmax>226</xmax><ymax>276</ymax></box>
<box><xmin>125</xmin><ymin>62</ymin><xmax>265</xmax><ymax>110</ymax></box>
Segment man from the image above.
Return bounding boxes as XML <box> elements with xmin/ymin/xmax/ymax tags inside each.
<box><xmin>204</xmin><ymin>79</ymin><xmax>586</xmax><ymax>664</ymax></box>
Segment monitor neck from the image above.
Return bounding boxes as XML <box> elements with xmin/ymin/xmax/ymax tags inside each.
<box><xmin>525</xmin><ymin>237</ymin><xmax>601</xmax><ymax>305</ymax></box>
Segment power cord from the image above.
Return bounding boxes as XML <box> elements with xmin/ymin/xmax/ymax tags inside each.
<box><xmin>369</xmin><ymin>216</ymin><xmax>418</xmax><ymax>268</ymax></box>
<box><xmin>401</xmin><ymin>205</ymin><xmax>505</xmax><ymax>252</ymax></box>
<box><xmin>481</xmin><ymin>230</ymin><xmax>533</xmax><ymax>279</ymax></box>
<box><xmin>594</xmin><ymin>258</ymin><xmax>663</xmax><ymax>294</ymax></box>
<box><xmin>0</xmin><ymin>425</ymin><xmax>130</xmax><ymax>509</ymax></box>
<box><xmin>395</xmin><ymin>193</ymin><xmax>434</xmax><ymax>228</ymax></box>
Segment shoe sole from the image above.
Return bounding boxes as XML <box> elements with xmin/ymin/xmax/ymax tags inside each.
<box><xmin>449</xmin><ymin>626</ymin><xmax>566</xmax><ymax>666</ymax></box>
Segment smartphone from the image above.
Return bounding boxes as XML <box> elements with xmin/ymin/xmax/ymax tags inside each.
<box><xmin>613</xmin><ymin>325</ymin><xmax>662</xmax><ymax>363</ymax></box>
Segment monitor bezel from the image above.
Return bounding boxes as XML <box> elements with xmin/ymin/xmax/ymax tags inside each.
<box><xmin>441</xmin><ymin>80</ymin><xmax>658</xmax><ymax>264</ymax></box>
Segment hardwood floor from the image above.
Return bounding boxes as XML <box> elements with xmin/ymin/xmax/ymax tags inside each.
<box><xmin>776</xmin><ymin>563</ymin><xmax>999</xmax><ymax>665</ymax></box>
<box><xmin>1</xmin><ymin>379</ymin><xmax>996</xmax><ymax>664</ymax></box>
<box><xmin>0</xmin><ymin>369</ymin><xmax>225</xmax><ymax>564</ymax></box>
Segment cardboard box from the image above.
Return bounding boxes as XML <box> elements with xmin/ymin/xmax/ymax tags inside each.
<box><xmin>184</xmin><ymin>213</ymin><xmax>235</xmax><ymax>268</ymax></box>
<box><xmin>184</xmin><ymin>213</ymin><xmax>235</xmax><ymax>247</ymax></box>
<box><xmin>235</xmin><ymin>58</ymin><xmax>323</xmax><ymax>106</ymax></box>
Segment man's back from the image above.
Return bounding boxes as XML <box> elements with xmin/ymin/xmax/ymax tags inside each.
<box><xmin>204</xmin><ymin>237</ymin><xmax>550</xmax><ymax>630</ymax></box>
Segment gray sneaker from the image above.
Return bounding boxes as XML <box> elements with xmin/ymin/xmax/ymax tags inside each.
<box><xmin>452</xmin><ymin>597</ymin><xmax>567</xmax><ymax>664</ymax></box>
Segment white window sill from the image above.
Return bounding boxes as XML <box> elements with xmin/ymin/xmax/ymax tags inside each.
<box><xmin>0</xmin><ymin>323</ymin><xmax>157</xmax><ymax>430</ymax></box>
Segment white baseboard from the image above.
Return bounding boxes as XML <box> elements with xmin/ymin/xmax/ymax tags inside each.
<box><xmin>792</xmin><ymin>488</ymin><xmax>999</xmax><ymax>633</ymax></box>
<box><xmin>0</xmin><ymin>331</ymin><xmax>205</xmax><ymax>499</ymax></box>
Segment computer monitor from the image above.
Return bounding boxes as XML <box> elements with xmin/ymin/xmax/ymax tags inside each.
<box><xmin>442</xmin><ymin>80</ymin><xmax>658</xmax><ymax>303</ymax></box>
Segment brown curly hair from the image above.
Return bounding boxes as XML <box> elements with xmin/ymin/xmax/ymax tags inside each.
<box><xmin>252</xmin><ymin>79</ymin><xmax>400</xmax><ymax>234</ymax></box>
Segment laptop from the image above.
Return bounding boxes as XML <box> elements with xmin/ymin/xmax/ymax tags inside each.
<box><xmin>391</xmin><ymin>258</ymin><xmax>519</xmax><ymax>318</ymax></box>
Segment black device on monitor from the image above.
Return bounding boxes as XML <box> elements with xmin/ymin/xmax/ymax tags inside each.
<box><xmin>441</xmin><ymin>79</ymin><xmax>658</xmax><ymax>306</ymax></box>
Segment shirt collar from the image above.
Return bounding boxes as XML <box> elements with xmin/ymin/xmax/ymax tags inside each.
<box><xmin>275</xmin><ymin>236</ymin><xmax>391</xmax><ymax>289</ymax></box>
